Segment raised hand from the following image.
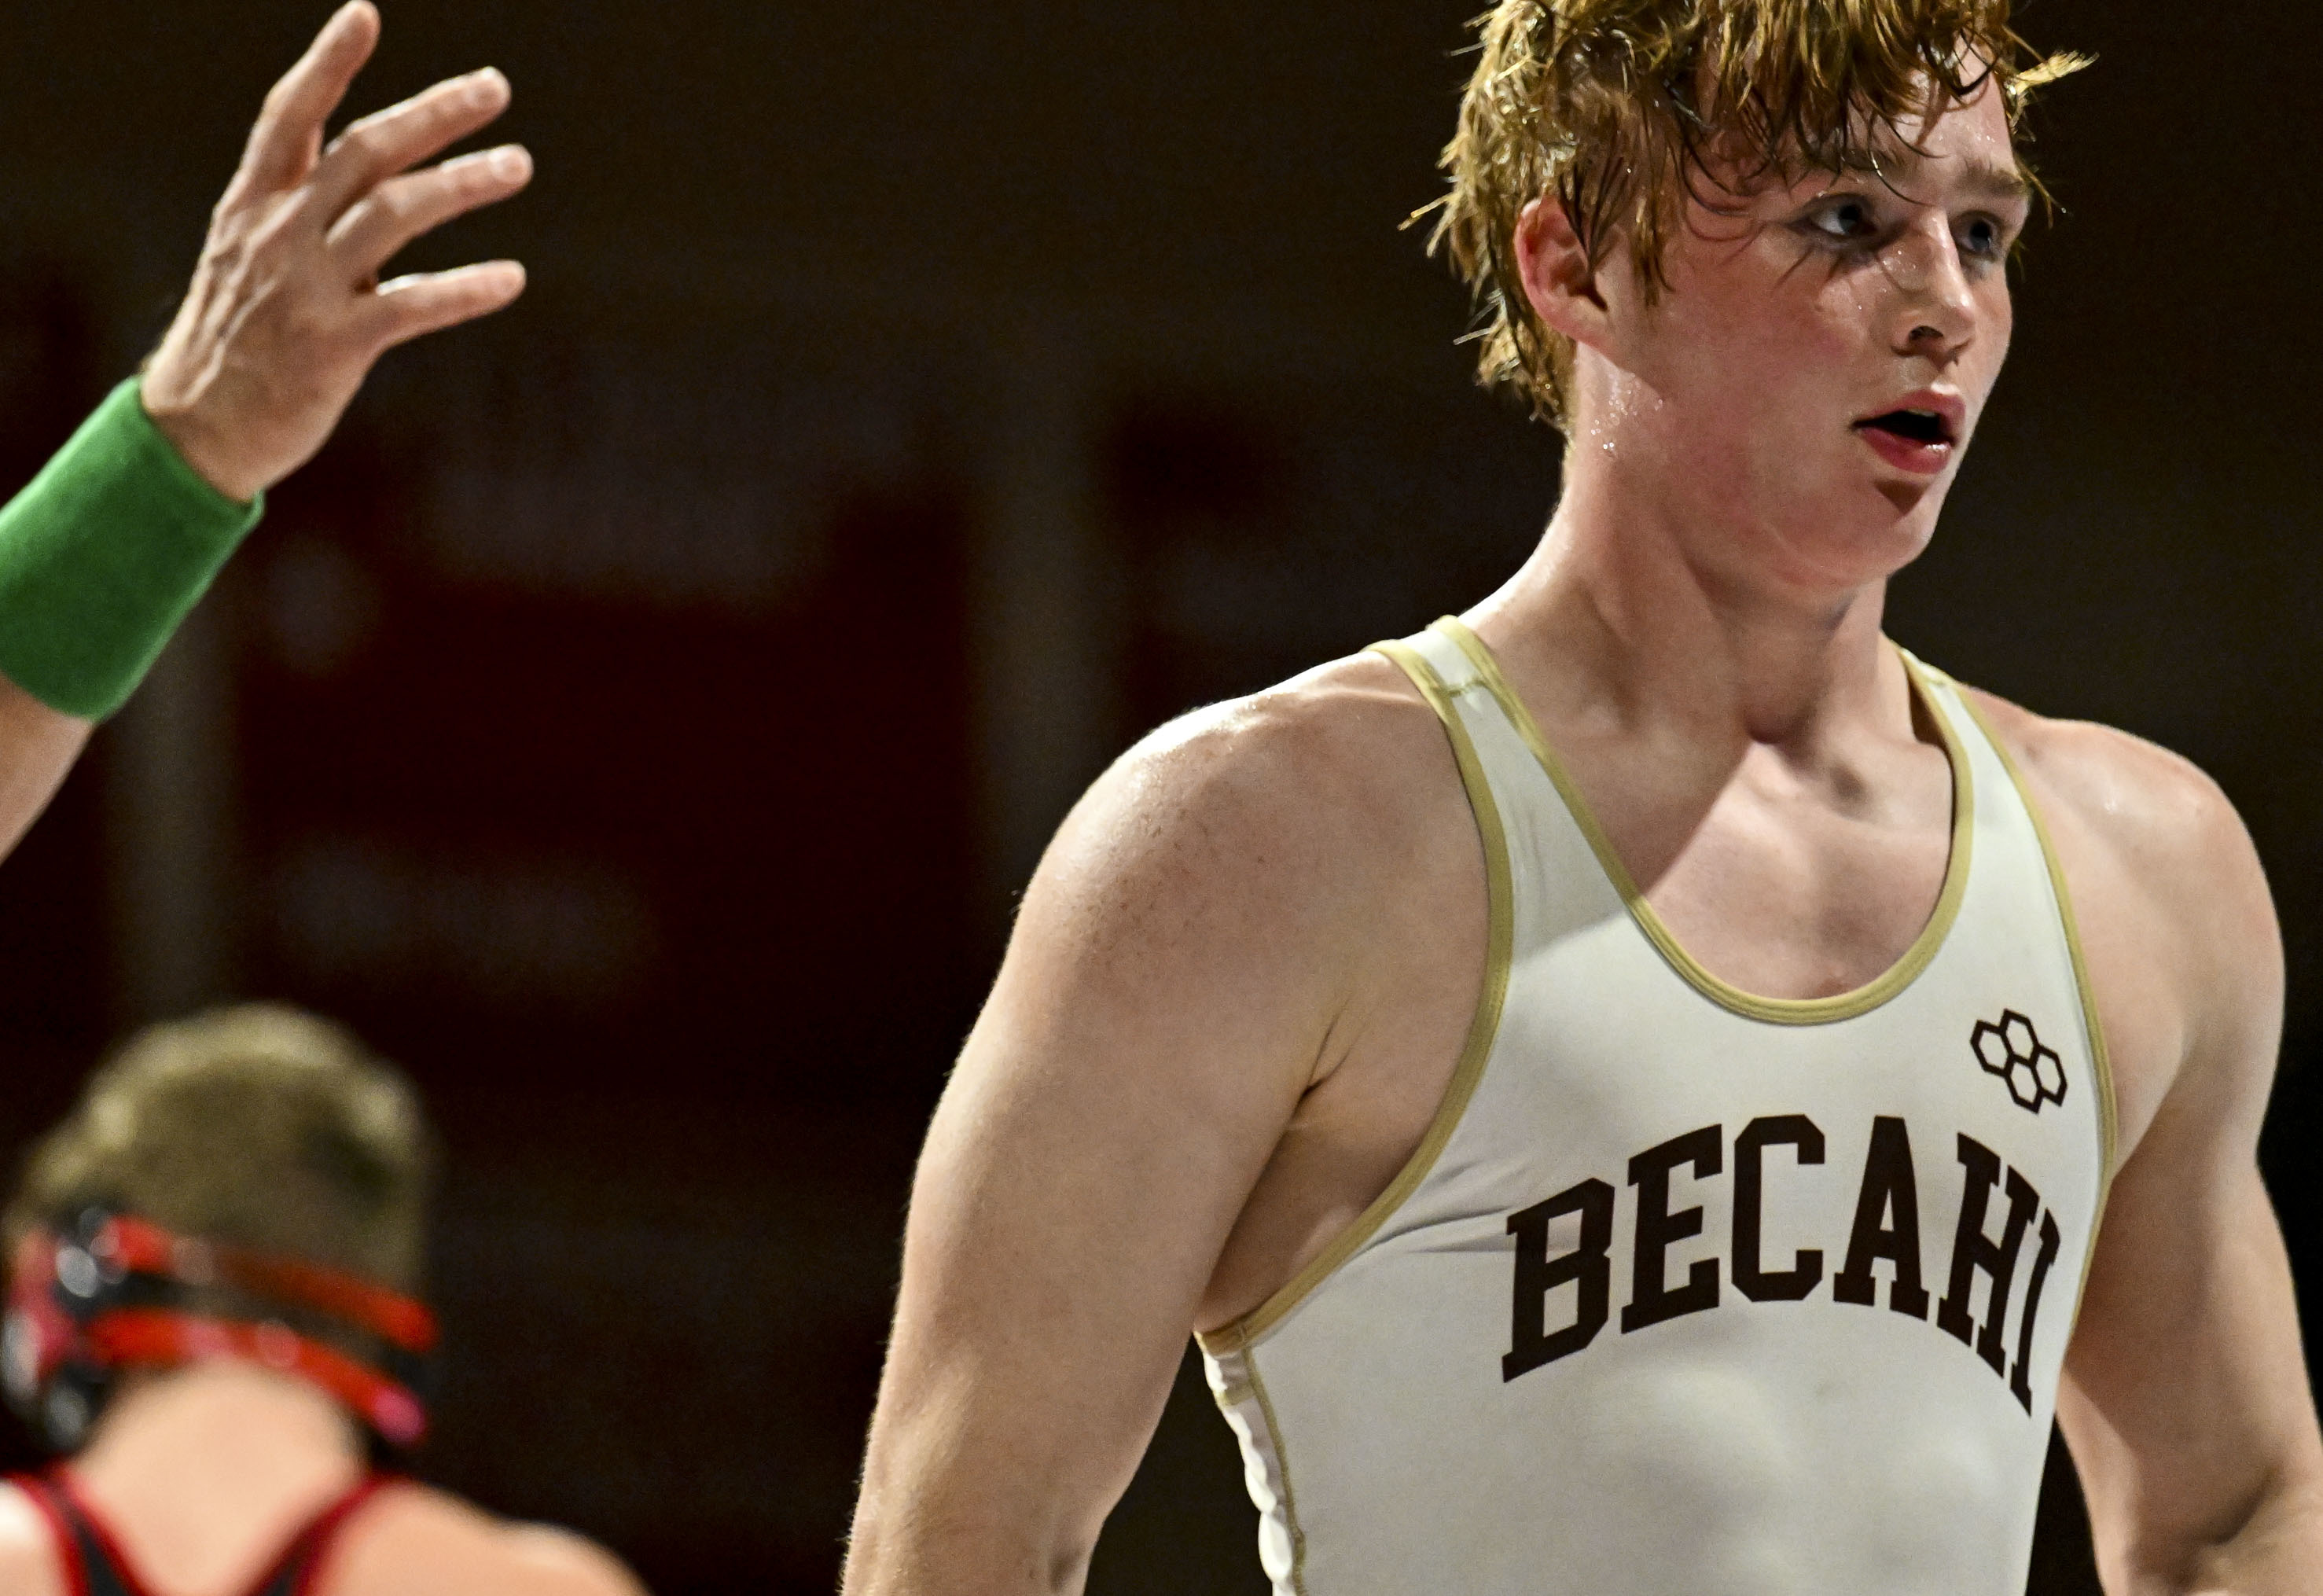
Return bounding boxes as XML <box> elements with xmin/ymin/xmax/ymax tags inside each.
<box><xmin>142</xmin><ymin>2</ymin><xmax>533</xmax><ymax>502</ymax></box>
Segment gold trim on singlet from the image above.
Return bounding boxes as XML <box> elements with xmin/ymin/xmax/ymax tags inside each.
<box><xmin>1950</xmin><ymin>683</ymin><xmax>2120</xmax><ymax>1306</ymax></box>
<box><xmin>1195</xmin><ymin>638</ymin><xmax>1516</xmax><ymax>1355</ymax></box>
<box><xmin>1247</xmin><ymin>1353</ymin><xmax>1310</xmax><ymax>1595</ymax></box>
<box><xmin>1435</xmin><ymin>616</ymin><xmax>1976</xmax><ymax>1027</ymax></box>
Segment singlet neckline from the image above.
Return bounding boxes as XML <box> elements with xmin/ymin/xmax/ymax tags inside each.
<box><xmin>28</xmin><ymin>1465</ymin><xmax>391</xmax><ymax>1596</ymax></box>
<box><xmin>1435</xmin><ymin>615</ymin><xmax>1976</xmax><ymax>1026</ymax></box>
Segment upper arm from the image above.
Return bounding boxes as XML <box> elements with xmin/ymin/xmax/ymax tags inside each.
<box><xmin>847</xmin><ymin>687</ymin><xmax>1388</xmax><ymax>1591</ymax></box>
<box><xmin>1991</xmin><ymin>706</ymin><xmax>2323</xmax><ymax>1583</ymax></box>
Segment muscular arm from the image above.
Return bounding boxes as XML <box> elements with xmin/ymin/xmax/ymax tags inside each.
<box><xmin>1998</xmin><ymin>708</ymin><xmax>2323</xmax><ymax>1593</ymax></box>
<box><xmin>843</xmin><ymin>692</ymin><xmax>1390</xmax><ymax>1595</ymax></box>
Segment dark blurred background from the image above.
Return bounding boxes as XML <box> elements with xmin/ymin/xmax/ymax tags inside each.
<box><xmin>0</xmin><ymin>1</ymin><xmax>2306</xmax><ymax>1590</ymax></box>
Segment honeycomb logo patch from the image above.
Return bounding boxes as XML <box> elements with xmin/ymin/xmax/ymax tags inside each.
<box><xmin>1972</xmin><ymin>1011</ymin><xmax>2066</xmax><ymax>1114</ymax></box>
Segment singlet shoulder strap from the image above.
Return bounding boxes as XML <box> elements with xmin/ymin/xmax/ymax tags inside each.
<box><xmin>6</xmin><ymin>1470</ymin><xmax>396</xmax><ymax>1596</ymax></box>
<box><xmin>248</xmin><ymin>1473</ymin><xmax>396</xmax><ymax>1596</ymax></box>
<box><xmin>1373</xmin><ymin>616</ymin><xmax>1492</xmax><ymax>697</ymax></box>
<box><xmin>1908</xmin><ymin>654</ymin><xmax>2120</xmax><ymax>1181</ymax></box>
<box><xmin>10</xmin><ymin>1471</ymin><xmax>149</xmax><ymax>1596</ymax></box>
<box><xmin>1365</xmin><ymin>627</ymin><xmax>1513</xmax><ymax>978</ymax></box>
<box><xmin>1182</xmin><ymin>625</ymin><xmax>1517</xmax><ymax>1351</ymax></box>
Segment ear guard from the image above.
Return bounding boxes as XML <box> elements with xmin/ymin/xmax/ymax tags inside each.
<box><xmin>3</xmin><ymin>1208</ymin><xmax>438</xmax><ymax>1452</ymax></box>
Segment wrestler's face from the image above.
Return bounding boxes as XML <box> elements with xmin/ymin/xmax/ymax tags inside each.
<box><xmin>1556</xmin><ymin>78</ymin><xmax>2027</xmax><ymax>594</ymax></box>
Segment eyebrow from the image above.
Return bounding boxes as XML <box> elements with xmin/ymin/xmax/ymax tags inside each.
<box><xmin>1954</xmin><ymin>158</ymin><xmax>2034</xmax><ymax>204</ymax></box>
<box><xmin>1847</xmin><ymin>149</ymin><xmax>2034</xmax><ymax>206</ymax></box>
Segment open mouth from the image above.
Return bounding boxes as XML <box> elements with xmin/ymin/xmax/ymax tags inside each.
<box><xmin>1853</xmin><ymin>408</ymin><xmax>1956</xmax><ymax>447</ymax></box>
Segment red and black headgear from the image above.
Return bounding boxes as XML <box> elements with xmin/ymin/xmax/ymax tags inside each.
<box><xmin>4</xmin><ymin>1206</ymin><xmax>437</xmax><ymax>1452</ymax></box>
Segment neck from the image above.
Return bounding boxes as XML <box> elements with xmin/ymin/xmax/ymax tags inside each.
<box><xmin>69</xmin><ymin>1361</ymin><xmax>363</xmax><ymax>1508</ymax></box>
<box><xmin>1479</xmin><ymin>428</ymin><xmax>1905</xmax><ymax>753</ymax></box>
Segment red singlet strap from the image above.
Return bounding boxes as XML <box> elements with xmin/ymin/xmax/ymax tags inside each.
<box><xmin>7</xmin><ymin>1473</ymin><xmax>98</xmax><ymax>1596</ymax></box>
<box><xmin>14</xmin><ymin>1470</ymin><xmax>150</xmax><ymax>1596</ymax></box>
<box><xmin>7</xmin><ymin>1469</ymin><xmax>396</xmax><ymax>1596</ymax></box>
<box><xmin>265</xmin><ymin>1473</ymin><xmax>397</xmax><ymax>1596</ymax></box>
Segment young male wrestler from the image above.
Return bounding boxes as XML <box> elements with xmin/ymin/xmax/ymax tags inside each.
<box><xmin>0</xmin><ymin>1004</ymin><xmax>644</xmax><ymax>1595</ymax></box>
<box><xmin>0</xmin><ymin>0</ymin><xmax>529</xmax><ymax>864</ymax></box>
<box><xmin>843</xmin><ymin>2</ymin><xmax>2323</xmax><ymax>1592</ymax></box>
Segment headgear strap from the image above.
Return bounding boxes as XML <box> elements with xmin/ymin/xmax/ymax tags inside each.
<box><xmin>4</xmin><ymin>1208</ymin><xmax>436</xmax><ymax>1451</ymax></box>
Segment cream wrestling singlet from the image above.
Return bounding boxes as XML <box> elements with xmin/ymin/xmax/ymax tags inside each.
<box><xmin>1199</xmin><ymin>618</ymin><xmax>2113</xmax><ymax>1596</ymax></box>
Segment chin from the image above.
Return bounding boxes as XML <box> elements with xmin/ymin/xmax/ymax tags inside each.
<box><xmin>1765</xmin><ymin>484</ymin><xmax>1943</xmax><ymax>594</ymax></box>
<box><xmin>1872</xmin><ymin>470</ymin><xmax>1946</xmax><ymax>520</ymax></box>
<box><xmin>1840</xmin><ymin>485</ymin><xmax>1945</xmax><ymax>580</ymax></box>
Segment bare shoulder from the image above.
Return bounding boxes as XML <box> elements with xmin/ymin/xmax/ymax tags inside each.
<box><xmin>329</xmin><ymin>1482</ymin><xmax>645</xmax><ymax>1596</ymax></box>
<box><xmin>1959</xmin><ymin>685</ymin><xmax>2268</xmax><ymax>925</ymax></box>
<box><xmin>493</xmin><ymin>1522</ymin><xmax>649</xmax><ymax>1594</ymax></box>
<box><xmin>0</xmin><ymin>1481</ymin><xmax>64</xmax><ymax>1596</ymax></box>
<box><xmin>1031</xmin><ymin>647</ymin><xmax>1456</xmax><ymax>947</ymax></box>
<box><xmin>1083</xmin><ymin>647</ymin><xmax>1445</xmax><ymax>823</ymax></box>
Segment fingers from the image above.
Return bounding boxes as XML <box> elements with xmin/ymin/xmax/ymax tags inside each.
<box><xmin>302</xmin><ymin>66</ymin><xmax>513</xmax><ymax>232</ymax></box>
<box><xmin>232</xmin><ymin>2</ymin><xmax>381</xmax><ymax>202</ymax></box>
<box><xmin>329</xmin><ymin>145</ymin><xmax>534</xmax><ymax>284</ymax></box>
<box><xmin>366</xmin><ymin>260</ymin><xmax>528</xmax><ymax>352</ymax></box>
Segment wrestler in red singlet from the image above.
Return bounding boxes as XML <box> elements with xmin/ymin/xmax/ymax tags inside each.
<box><xmin>9</xmin><ymin>1469</ymin><xmax>391</xmax><ymax>1596</ymax></box>
<box><xmin>0</xmin><ymin>1006</ymin><xmax>643</xmax><ymax>1596</ymax></box>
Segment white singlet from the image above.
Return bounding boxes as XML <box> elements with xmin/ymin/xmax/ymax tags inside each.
<box><xmin>1198</xmin><ymin>616</ymin><xmax>2115</xmax><ymax>1596</ymax></box>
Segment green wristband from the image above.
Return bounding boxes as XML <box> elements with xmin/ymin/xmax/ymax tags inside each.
<box><xmin>0</xmin><ymin>377</ymin><xmax>264</xmax><ymax>719</ymax></box>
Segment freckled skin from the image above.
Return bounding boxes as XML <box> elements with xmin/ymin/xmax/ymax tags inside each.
<box><xmin>844</xmin><ymin>77</ymin><xmax>2323</xmax><ymax>1596</ymax></box>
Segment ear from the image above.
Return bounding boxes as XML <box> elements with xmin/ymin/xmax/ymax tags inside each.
<box><xmin>1514</xmin><ymin>196</ymin><xmax>1612</xmax><ymax>355</ymax></box>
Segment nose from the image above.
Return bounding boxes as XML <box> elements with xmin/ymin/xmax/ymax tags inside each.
<box><xmin>1885</xmin><ymin>218</ymin><xmax>1976</xmax><ymax>362</ymax></box>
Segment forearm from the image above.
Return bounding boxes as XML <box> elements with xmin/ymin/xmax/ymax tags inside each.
<box><xmin>0</xmin><ymin>6</ymin><xmax>524</xmax><ymax>862</ymax></box>
<box><xmin>2114</xmin><ymin>1474</ymin><xmax>2323</xmax><ymax>1596</ymax></box>
<box><xmin>844</xmin><ymin>1448</ymin><xmax>1096</xmax><ymax>1596</ymax></box>
<box><xmin>844</xmin><ymin>1517</ymin><xmax>1089</xmax><ymax>1596</ymax></box>
<box><xmin>0</xmin><ymin>679</ymin><xmax>90</xmax><ymax>859</ymax></box>
<box><xmin>844</xmin><ymin>1349</ymin><xmax>1132</xmax><ymax>1596</ymax></box>
<box><xmin>2072</xmin><ymin>1179</ymin><xmax>2323</xmax><ymax>1596</ymax></box>
<box><xmin>0</xmin><ymin>378</ymin><xmax>262</xmax><ymax>721</ymax></box>
<box><xmin>0</xmin><ymin>377</ymin><xmax>258</xmax><ymax>853</ymax></box>
<box><xmin>842</xmin><ymin>1271</ymin><xmax>1184</xmax><ymax>1596</ymax></box>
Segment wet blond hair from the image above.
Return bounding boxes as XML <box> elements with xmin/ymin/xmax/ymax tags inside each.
<box><xmin>6</xmin><ymin>1004</ymin><xmax>432</xmax><ymax>1292</ymax></box>
<box><xmin>1424</xmin><ymin>0</ymin><xmax>2086</xmax><ymax>427</ymax></box>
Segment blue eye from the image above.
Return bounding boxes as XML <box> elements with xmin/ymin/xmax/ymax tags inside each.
<box><xmin>1959</xmin><ymin>216</ymin><xmax>2005</xmax><ymax>258</ymax></box>
<box><xmin>1806</xmin><ymin>197</ymin><xmax>1878</xmax><ymax>241</ymax></box>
